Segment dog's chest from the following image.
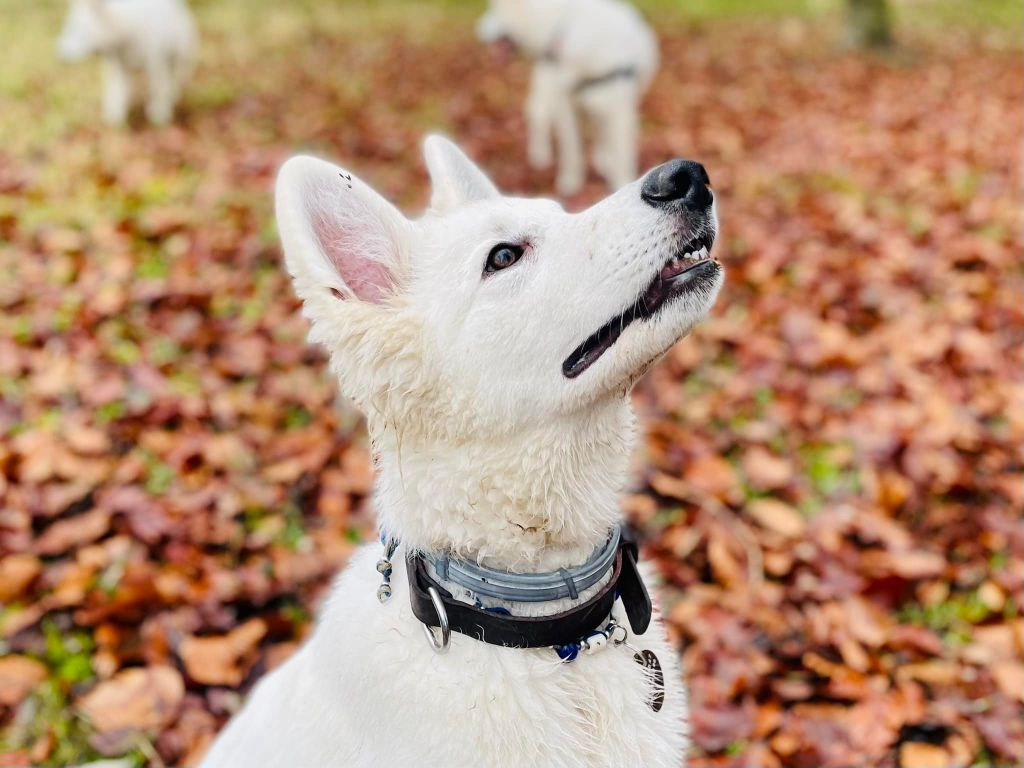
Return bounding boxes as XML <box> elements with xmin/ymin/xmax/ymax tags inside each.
<box><xmin>312</xmin><ymin>547</ymin><xmax>688</xmax><ymax>768</ymax></box>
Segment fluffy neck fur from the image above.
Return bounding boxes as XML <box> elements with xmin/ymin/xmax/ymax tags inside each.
<box><xmin>312</xmin><ymin>290</ymin><xmax>637</xmax><ymax>573</ymax></box>
<box><xmin>371</xmin><ymin>401</ymin><xmax>635</xmax><ymax>572</ymax></box>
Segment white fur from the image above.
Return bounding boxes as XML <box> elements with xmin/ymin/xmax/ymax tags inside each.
<box><xmin>200</xmin><ymin>136</ymin><xmax>722</xmax><ymax>768</ymax></box>
<box><xmin>56</xmin><ymin>0</ymin><xmax>197</xmax><ymax>126</ymax></box>
<box><xmin>478</xmin><ymin>0</ymin><xmax>658</xmax><ymax>195</ymax></box>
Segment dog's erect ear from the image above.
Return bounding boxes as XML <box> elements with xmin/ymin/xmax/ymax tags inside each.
<box><xmin>276</xmin><ymin>155</ymin><xmax>408</xmax><ymax>306</ymax></box>
<box><xmin>423</xmin><ymin>135</ymin><xmax>499</xmax><ymax>214</ymax></box>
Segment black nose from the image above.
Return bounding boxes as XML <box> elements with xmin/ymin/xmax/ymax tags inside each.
<box><xmin>641</xmin><ymin>159</ymin><xmax>713</xmax><ymax>210</ymax></box>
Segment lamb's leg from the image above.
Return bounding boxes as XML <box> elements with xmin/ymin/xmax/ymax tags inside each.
<box><xmin>169</xmin><ymin>46</ymin><xmax>196</xmax><ymax>105</ymax></box>
<box><xmin>144</xmin><ymin>52</ymin><xmax>175</xmax><ymax>126</ymax></box>
<box><xmin>590</xmin><ymin>110</ymin><xmax>614</xmax><ymax>182</ymax></box>
<box><xmin>526</xmin><ymin>65</ymin><xmax>555</xmax><ymax>170</ymax></box>
<box><xmin>553</xmin><ymin>86</ymin><xmax>584</xmax><ymax>196</ymax></box>
<box><xmin>584</xmin><ymin>82</ymin><xmax>641</xmax><ymax>190</ymax></box>
<box><xmin>101</xmin><ymin>57</ymin><xmax>131</xmax><ymax>127</ymax></box>
<box><xmin>602</xmin><ymin>94</ymin><xmax>640</xmax><ymax>190</ymax></box>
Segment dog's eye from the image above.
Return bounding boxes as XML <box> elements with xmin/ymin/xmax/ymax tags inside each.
<box><xmin>484</xmin><ymin>244</ymin><xmax>524</xmax><ymax>274</ymax></box>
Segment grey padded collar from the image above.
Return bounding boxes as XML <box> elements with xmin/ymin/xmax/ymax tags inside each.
<box><xmin>424</xmin><ymin>526</ymin><xmax>622</xmax><ymax>603</ymax></box>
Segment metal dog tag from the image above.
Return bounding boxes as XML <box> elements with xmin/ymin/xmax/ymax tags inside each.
<box><xmin>634</xmin><ymin>649</ymin><xmax>665</xmax><ymax>713</ymax></box>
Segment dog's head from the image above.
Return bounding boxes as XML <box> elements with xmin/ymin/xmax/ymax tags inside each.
<box><xmin>476</xmin><ymin>0</ymin><xmax>556</xmax><ymax>53</ymax></box>
<box><xmin>276</xmin><ymin>136</ymin><xmax>722</xmax><ymax>440</ymax></box>
<box><xmin>56</xmin><ymin>0</ymin><xmax>120</xmax><ymax>61</ymax></box>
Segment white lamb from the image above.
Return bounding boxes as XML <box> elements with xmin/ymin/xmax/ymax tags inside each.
<box><xmin>478</xmin><ymin>0</ymin><xmax>659</xmax><ymax>195</ymax></box>
<box><xmin>56</xmin><ymin>0</ymin><xmax>197</xmax><ymax>126</ymax></box>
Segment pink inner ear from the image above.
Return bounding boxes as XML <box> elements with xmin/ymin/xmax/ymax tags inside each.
<box><xmin>313</xmin><ymin>214</ymin><xmax>394</xmax><ymax>304</ymax></box>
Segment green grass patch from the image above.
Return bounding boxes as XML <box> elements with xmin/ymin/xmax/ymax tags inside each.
<box><xmin>800</xmin><ymin>442</ymin><xmax>861</xmax><ymax>499</ymax></box>
<box><xmin>0</xmin><ymin>620</ymin><xmax>104</xmax><ymax>766</ymax></box>
<box><xmin>140</xmin><ymin>449</ymin><xmax>176</xmax><ymax>494</ymax></box>
<box><xmin>898</xmin><ymin>589</ymin><xmax>992</xmax><ymax>643</ymax></box>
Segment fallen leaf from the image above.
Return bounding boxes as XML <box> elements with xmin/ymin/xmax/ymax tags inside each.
<box><xmin>746</xmin><ymin>499</ymin><xmax>806</xmax><ymax>538</ymax></box>
<box><xmin>899</xmin><ymin>742</ymin><xmax>952</xmax><ymax>768</ymax></box>
<box><xmin>0</xmin><ymin>554</ymin><xmax>42</xmax><ymax>602</ymax></box>
<box><xmin>179</xmin><ymin>619</ymin><xmax>267</xmax><ymax>686</ymax></box>
<box><xmin>34</xmin><ymin>508</ymin><xmax>111</xmax><ymax>556</ymax></box>
<box><xmin>741</xmin><ymin>447</ymin><xmax>793</xmax><ymax>490</ymax></box>
<box><xmin>0</xmin><ymin>655</ymin><xmax>47</xmax><ymax>707</ymax></box>
<box><xmin>683</xmin><ymin>455</ymin><xmax>739</xmax><ymax>502</ymax></box>
<box><xmin>896</xmin><ymin>661</ymin><xmax>959</xmax><ymax>687</ymax></box>
<box><xmin>708</xmin><ymin>533</ymin><xmax>745</xmax><ymax>588</ymax></box>
<box><xmin>861</xmin><ymin>550</ymin><xmax>946</xmax><ymax>579</ymax></box>
<box><xmin>77</xmin><ymin>666</ymin><xmax>184</xmax><ymax>733</ymax></box>
<box><xmin>991</xmin><ymin>661</ymin><xmax>1024</xmax><ymax>703</ymax></box>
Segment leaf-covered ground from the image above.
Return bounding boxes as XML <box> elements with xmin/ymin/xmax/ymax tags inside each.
<box><xmin>1</xmin><ymin>1</ymin><xmax>1022</xmax><ymax>766</ymax></box>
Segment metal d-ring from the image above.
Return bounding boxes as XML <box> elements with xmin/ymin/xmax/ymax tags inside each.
<box><xmin>608</xmin><ymin>622</ymin><xmax>629</xmax><ymax>646</ymax></box>
<box><xmin>421</xmin><ymin>586</ymin><xmax>451</xmax><ymax>654</ymax></box>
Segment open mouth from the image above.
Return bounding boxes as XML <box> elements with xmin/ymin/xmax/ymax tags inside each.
<box><xmin>562</xmin><ymin>232</ymin><xmax>719</xmax><ymax>379</ymax></box>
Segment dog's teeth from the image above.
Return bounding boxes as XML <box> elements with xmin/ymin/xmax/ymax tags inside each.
<box><xmin>671</xmin><ymin>245</ymin><xmax>713</xmax><ymax>269</ymax></box>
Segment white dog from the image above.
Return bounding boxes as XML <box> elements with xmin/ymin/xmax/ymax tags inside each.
<box><xmin>478</xmin><ymin>0</ymin><xmax>658</xmax><ymax>195</ymax></box>
<box><xmin>56</xmin><ymin>0</ymin><xmax>197</xmax><ymax>126</ymax></box>
<box><xmin>200</xmin><ymin>135</ymin><xmax>721</xmax><ymax>768</ymax></box>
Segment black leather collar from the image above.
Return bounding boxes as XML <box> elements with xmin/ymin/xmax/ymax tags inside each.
<box><xmin>406</xmin><ymin>528</ymin><xmax>653</xmax><ymax>649</ymax></box>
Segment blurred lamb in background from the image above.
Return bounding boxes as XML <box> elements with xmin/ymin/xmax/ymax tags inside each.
<box><xmin>478</xmin><ymin>0</ymin><xmax>658</xmax><ymax>195</ymax></box>
<box><xmin>56</xmin><ymin>0</ymin><xmax>197</xmax><ymax>126</ymax></box>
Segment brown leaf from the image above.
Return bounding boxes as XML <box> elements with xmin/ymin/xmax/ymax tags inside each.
<box><xmin>741</xmin><ymin>447</ymin><xmax>793</xmax><ymax>490</ymax></box>
<box><xmin>888</xmin><ymin>625</ymin><xmax>945</xmax><ymax>656</ymax></box>
<box><xmin>77</xmin><ymin>666</ymin><xmax>184</xmax><ymax>734</ymax></box>
<box><xmin>34</xmin><ymin>507</ymin><xmax>111</xmax><ymax>556</ymax></box>
<box><xmin>215</xmin><ymin>335</ymin><xmax>268</xmax><ymax>377</ymax></box>
<box><xmin>896</xmin><ymin>661</ymin><xmax>959</xmax><ymax>686</ymax></box>
<box><xmin>708</xmin><ymin>533</ymin><xmax>745</xmax><ymax>588</ymax></box>
<box><xmin>977</xmin><ymin>580</ymin><xmax>1005</xmax><ymax>612</ymax></box>
<box><xmin>179</xmin><ymin>618</ymin><xmax>267</xmax><ymax>686</ymax></box>
<box><xmin>972</xmin><ymin>695</ymin><xmax>1024</xmax><ymax>761</ymax></box>
<box><xmin>0</xmin><ymin>655</ymin><xmax>47</xmax><ymax>707</ymax></box>
<box><xmin>0</xmin><ymin>554</ymin><xmax>42</xmax><ymax>602</ymax></box>
<box><xmin>842</xmin><ymin>596</ymin><xmax>889</xmax><ymax>648</ymax></box>
<box><xmin>690</xmin><ymin>699</ymin><xmax>757</xmax><ymax>752</ymax></box>
<box><xmin>1</xmin><ymin>604</ymin><xmax>45</xmax><ymax>639</ymax></box>
<box><xmin>973</xmin><ymin>624</ymin><xmax>1018</xmax><ymax>660</ymax></box>
<box><xmin>683</xmin><ymin>455</ymin><xmax>739</xmax><ymax>501</ymax></box>
<box><xmin>861</xmin><ymin>549</ymin><xmax>946</xmax><ymax>579</ymax></box>
<box><xmin>65</xmin><ymin>424</ymin><xmax>112</xmax><ymax>455</ymax></box>
<box><xmin>746</xmin><ymin>499</ymin><xmax>806</xmax><ymax>538</ymax></box>
<box><xmin>899</xmin><ymin>742</ymin><xmax>952</xmax><ymax>768</ymax></box>
<box><xmin>340</xmin><ymin>448</ymin><xmax>374</xmax><ymax>495</ymax></box>
<box><xmin>991</xmin><ymin>661</ymin><xmax>1024</xmax><ymax>703</ymax></box>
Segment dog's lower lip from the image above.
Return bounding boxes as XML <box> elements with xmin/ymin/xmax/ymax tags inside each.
<box><xmin>562</xmin><ymin>240</ymin><xmax>718</xmax><ymax>379</ymax></box>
